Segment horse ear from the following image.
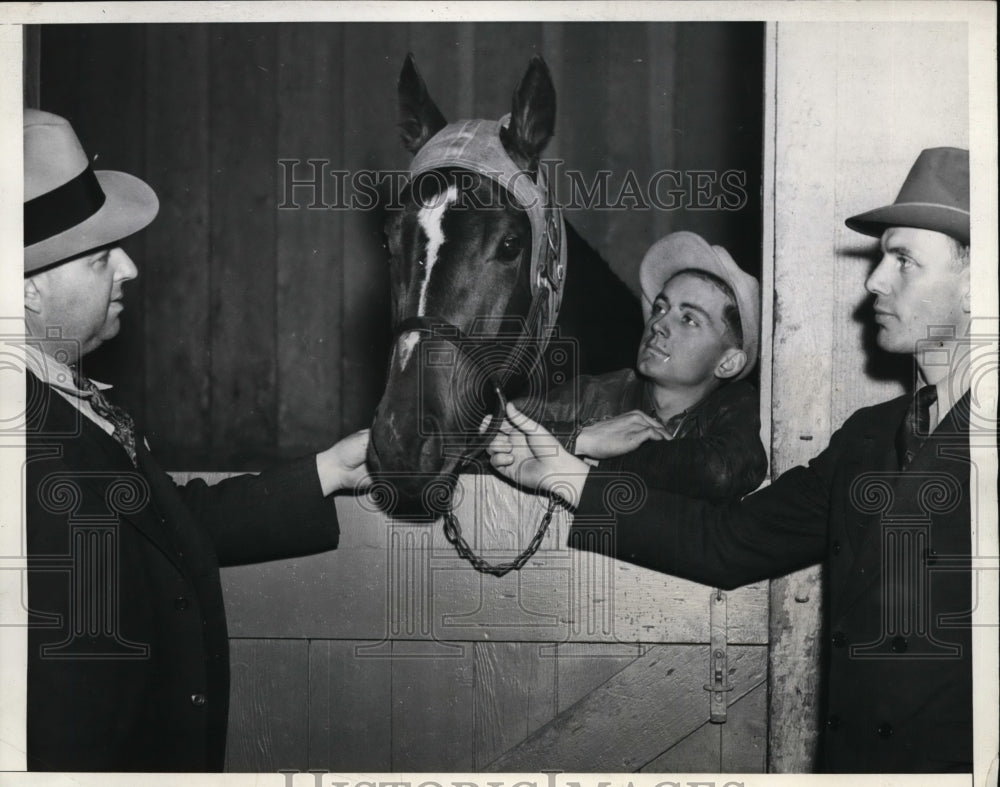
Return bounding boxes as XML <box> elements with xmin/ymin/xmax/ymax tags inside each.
<box><xmin>398</xmin><ymin>53</ymin><xmax>447</xmax><ymax>154</ymax></box>
<box><xmin>501</xmin><ymin>56</ymin><xmax>556</xmax><ymax>174</ymax></box>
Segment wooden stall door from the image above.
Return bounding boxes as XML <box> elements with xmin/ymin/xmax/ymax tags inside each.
<box><xmin>174</xmin><ymin>473</ymin><xmax>770</xmax><ymax>773</ymax></box>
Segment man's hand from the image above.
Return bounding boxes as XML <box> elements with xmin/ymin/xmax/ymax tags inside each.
<box><xmin>574</xmin><ymin>410</ymin><xmax>670</xmax><ymax>459</ymax></box>
<box><xmin>316</xmin><ymin>429</ymin><xmax>371</xmax><ymax>496</ymax></box>
<box><xmin>486</xmin><ymin>403</ymin><xmax>590</xmax><ymax>507</ymax></box>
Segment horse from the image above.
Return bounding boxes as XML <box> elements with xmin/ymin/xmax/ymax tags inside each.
<box><xmin>367</xmin><ymin>54</ymin><xmax>642</xmax><ymax>526</ymax></box>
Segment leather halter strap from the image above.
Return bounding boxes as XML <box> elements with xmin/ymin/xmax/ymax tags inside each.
<box><xmin>393</xmin><ymin>283</ymin><xmax>550</xmax><ymax>454</ymax></box>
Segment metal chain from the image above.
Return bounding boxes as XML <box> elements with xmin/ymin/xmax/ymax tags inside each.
<box><xmin>442</xmin><ymin>495</ymin><xmax>559</xmax><ymax>577</ymax></box>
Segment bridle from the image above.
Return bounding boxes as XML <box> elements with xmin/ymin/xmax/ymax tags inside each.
<box><xmin>393</xmin><ymin>116</ymin><xmax>568</xmax><ymax>576</ymax></box>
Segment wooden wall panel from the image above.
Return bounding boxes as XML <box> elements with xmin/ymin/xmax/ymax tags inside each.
<box><xmin>39</xmin><ymin>25</ymin><xmax>149</xmax><ymax>417</ymax></box>
<box><xmin>486</xmin><ymin>644</ymin><xmax>766</xmax><ymax>771</ymax></box>
<box><xmin>208</xmin><ymin>26</ymin><xmax>279</xmax><ymax>463</ymax></box>
<box><xmin>38</xmin><ymin>22</ymin><xmax>763</xmax><ymax>468</ymax></box>
<box><xmin>225</xmin><ymin>638</ymin><xmax>310</xmax><ymax>772</ymax></box>
<box><xmin>143</xmin><ymin>25</ymin><xmax>212</xmax><ymax>463</ymax></box>
<box><xmin>219</xmin><ymin>477</ymin><xmax>767</xmax><ymax>645</ymax></box>
<box><xmin>308</xmin><ymin>639</ymin><xmax>392</xmax><ymax>770</ymax></box>
<box><xmin>472</xmin><ymin>642</ymin><xmax>557</xmax><ymax>768</ymax></box>
<box><xmin>391</xmin><ymin>643</ymin><xmax>475</xmax><ymax>771</ymax></box>
<box><xmin>275</xmin><ymin>26</ymin><xmax>345</xmax><ymax>455</ymax></box>
<box><xmin>339</xmin><ymin>24</ymin><xmax>409</xmax><ymax>434</ymax></box>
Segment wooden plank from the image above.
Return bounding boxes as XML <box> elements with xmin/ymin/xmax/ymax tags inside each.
<box><xmin>555</xmin><ymin>642</ymin><xmax>642</xmax><ymax>713</ymax></box>
<box><xmin>638</xmin><ymin>681</ymin><xmax>767</xmax><ymax>772</ymax></box>
<box><xmin>275</xmin><ymin>25</ymin><xmax>345</xmax><ymax>456</ymax></box>
<box><xmin>308</xmin><ymin>639</ymin><xmax>391</xmax><ymax>770</ymax></box>
<box><xmin>767</xmin><ymin>20</ymin><xmax>839</xmax><ymax>773</ymax></box>
<box><xmin>339</xmin><ymin>24</ymin><xmax>409</xmax><ymax>433</ymax></box>
<box><xmin>143</xmin><ymin>25</ymin><xmax>211</xmax><ymax>468</ymax></box>
<box><xmin>391</xmin><ymin>641</ymin><xmax>475</xmax><ymax>771</ymax></box>
<box><xmin>471</xmin><ymin>23</ymin><xmax>544</xmax><ymax>119</ymax></box>
<box><xmin>208</xmin><ymin>25</ymin><xmax>278</xmax><ymax>466</ymax></box>
<box><xmin>218</xmin><ymin>476</ymin><xmax>767</xmax><ymax>644</ymax></box>
<box><xmin>473</xmin><ymin>642</ymin><xmax>557</xmax><ymax>769</ymax></box>
<box><xmin>225</xmin><ymin>638</ymin><xmax>309</xmax><ymax>772</ymax></box>
<box><xmin>485</xmin><ymin>644</ymin><xmax>766</xmax><ymax>771</ymax></box>
<box><xmin>721</xmin><ymin>680</ymin><xmax>767</xmax><ymax>771</ymax></box>
<box><xmin>39</xmin><ymin>25</ymin><xmax>149</xmax><ymax>418</ymax></box>
<box><xmin>641</xmin><ymin>719</ymin><xmax>720</xmax><ymax>772</ymax></box>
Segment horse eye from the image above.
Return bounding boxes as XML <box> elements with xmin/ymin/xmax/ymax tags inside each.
<box><xmin>498</xmin><ymin>234</ymin><xmax>523</xmax><ymax>261</ymax></box>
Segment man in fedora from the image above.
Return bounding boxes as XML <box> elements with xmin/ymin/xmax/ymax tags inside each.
<box><xmin>22</xmin><ymin>109</ymin><xmax>369</xmax><ymax>771</ymax></box>
<box><xmin>486</xmin><ymin>147</ymin><xmax>975</xmax><ymax>772</ymax></box>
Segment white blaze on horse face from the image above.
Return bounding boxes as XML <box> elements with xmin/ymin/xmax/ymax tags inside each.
<box><xmin>416</xmin><ymin>184</ymin><xmax>459</xmax><ymax>317</ymax></box>
<box><xmin>397</xmin><ymin>330</ymin><xmax>421</xmax><ymax>372</ymax></box>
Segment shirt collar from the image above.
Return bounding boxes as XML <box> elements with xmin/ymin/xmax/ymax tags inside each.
<box><xmin>22</xmin><ymin>341</ymin><xmax>113</xmax><ymax>397</ymax></box>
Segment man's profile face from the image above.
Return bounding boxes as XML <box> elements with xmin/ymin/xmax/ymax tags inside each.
<box><xmin>25</xmin><ymin>246</ymin><xmax>138</xmax><ymax>363</ymax></box>
<box><xmin>636</xmin><ymin>272</ymin><xmax>738</xmax><ymax>387</ymax></box>
<box><xmin>865</xmin><ymin>227</ymin><xmax>971</xmax><ymax>356</ymax></box>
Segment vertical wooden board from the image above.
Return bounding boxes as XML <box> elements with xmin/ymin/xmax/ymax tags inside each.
<box><xmin>340</xmin><ymin>24</ymin><xmax>410</xmax><ymax>433</ymax></box>
<box><xmin>143</xmin><ymin>25</ymin><xmax>211</xmax><ymax>467</ymax></box>
<box><xmin>721</xmin><ymin>680</ymin><xmax>767</xmax><ymax>772</ymax></box>
<box><xmin>473</xmin><ymin>642</ymin><xmax>557</xmax><ymax>768</ymax></box>
<box><xmin>646</xmin><ymin>23</ymin><xmax>678</xmax><ymax>245</ymax></box>
<box><xmin>208</xmin><ymin>25</ymin><xmax>279</xmax><ymax>464</ymax></box>
<box><xmin>768</xmin><ymin>25</ymin><xmax>840</xmax><ymax>771</ymax></box>
<box><xmin>391</xmin><ymin>641</ymin><xmax>475</xmax><ymax>771</ymax></box>
<box><xmin>600</xmin><ymin>24</ymin><xmax>653</xmax><ymax>277</ymax></box>
<box><xmin>555</xmin><ymin>642</ymin><xmax>642</xmax><ymax>713</ymax></box>
<box><xmin>471</xmin><ymin>23</ymin><xmax>544</xmax><ymax>119</ymax></box>
<box><xmin>275</xmin><ymin>25</ymin><xmax>345</xmax><ymax>454</ymax></box>
<box><xmin>552</xmin><ymin>25</ymin><xmax>621</xmax><ymax>272</ymax></box>
<box><xmin>640</xmin><ymin>721</ymin><xmax>720</xmax><ymax>772</ymax></box>
<box><xmin>308</xmin><ymin>639</ymin><xmax>392</xmax><ymax>770</ymax></box>
<box><xmin>225</xmin><ymin>638</ymin><xmax>309</xmax><ymax>772</ymax></box>
<box><xmin>39</xmin><ymin>25</ymin><xmax>149</xmax><ymax>419</ymax></box>
<box><xmin>673</xmin><ymin>23</ymin><xmax>764</xmax><ymax>275</ymax></box>
<box><xmin>407</xmin><ymin>23</ymin><xmax>470</xmax><ymax>119</ymax></box>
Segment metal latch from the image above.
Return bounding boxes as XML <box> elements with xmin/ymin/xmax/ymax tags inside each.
<box><xmin>704</xmin><ymin>589</ymin><xmax>733</xmax><ymax>723</ymax></box>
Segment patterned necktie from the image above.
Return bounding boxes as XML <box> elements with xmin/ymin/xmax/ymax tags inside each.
<box><xmin>895</xmin><ymin>384</ymin><xmax>938</xmax><ymax>470</ymax></box>
<box><xmin>70</xmin><ymin>367</ymin><xmax>138</xmax><ymax>466</ymax></box>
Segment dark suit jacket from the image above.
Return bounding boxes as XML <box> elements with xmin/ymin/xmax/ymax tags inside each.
<box><xmin>25</xmin><ymin>371</ymin><xmax>341</xmax><ymax>772</ymax></box>
<box><xmin>571</xmin><ymin>391</ymin><xmax>973</xmax><ymax>773</ymax></box>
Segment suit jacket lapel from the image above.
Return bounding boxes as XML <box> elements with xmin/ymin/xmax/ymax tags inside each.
<box><xmin>31</xmin><ymin>376</ymin><xmax>188</xmax><ymax>575</ymax></box>
<box><xmin>837</xmin><ymin>390</ymin><xmax>971</xmax><ymax>619</ymax></box>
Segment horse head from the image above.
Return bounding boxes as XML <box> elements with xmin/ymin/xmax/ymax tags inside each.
<box><xmin>367</xmin><ymin>54</ymin><xmax>564</xmax><ymax>515</ymax></box>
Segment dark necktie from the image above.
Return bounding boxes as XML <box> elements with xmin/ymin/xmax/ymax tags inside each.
<box><xmin>895</xmin><ymin>384</ymin><xmax>937</xmax><ymax>470</ymax></box>
<box><xmin>70</xmin><ymin>367</ymin><xmax>138</xmax><ymax>466</ymax></box>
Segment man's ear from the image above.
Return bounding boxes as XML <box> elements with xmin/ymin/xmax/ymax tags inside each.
<box><xmin>24</xmin><ymin>276</ymin><xmax>43</xmax><ymax>315</ymax></box>
<box><xmin>715</xmin><ymin>348</ymin><xmax>747</xmax><ymax>380</ymax></box>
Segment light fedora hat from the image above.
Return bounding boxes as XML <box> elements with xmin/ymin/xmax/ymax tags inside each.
<box><xmin>639</xmin><ymin>231</ymin><xmax>761</xmax><ymax>380</ymax></box>
<box><xmin>24</xmin><ymin>109</ymin><xmax>158</xmax><ymax>273</ymax></box>
<box><xmin>845</xmin><ymin>147</ymin><xmax>969</xmax><ymax>245</ymax></box>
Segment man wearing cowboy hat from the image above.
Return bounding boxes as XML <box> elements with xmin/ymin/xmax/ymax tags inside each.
<box><xmin>519</xmin><ymin>230</ymin><xmax>766</xmax><ymax>501</ymax></box>
<box><xmin>22</xmin><ymin>109</ymin><xmax>369</xmax><ymax>771</ymax></box>
<box><xmin>486</xmin><ymin>147</ymin><xmax>975</xmax><ymax>772</ymax></box>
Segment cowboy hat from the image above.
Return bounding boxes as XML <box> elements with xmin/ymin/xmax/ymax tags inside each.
<box><xmin>638</xmin><ymin>231</ymin><xmax>761</xmax><ymax>380</ymax></box>
<box><xmin>24</xmin><ymin>109</ymin><xmax>159</xmax><ymax>273</ymax></box>
<box><xmin>845</xmin><ymin>147</ymin><xmax>969</xmax><ymax>245</ymax></box>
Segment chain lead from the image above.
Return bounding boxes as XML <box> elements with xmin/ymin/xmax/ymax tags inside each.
<box><xmin>442</xmin><ymin>495</ymin><xmax>559</xmax><ymax>577</ymax></box>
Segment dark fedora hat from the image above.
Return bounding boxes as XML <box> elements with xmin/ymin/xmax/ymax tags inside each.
<box><xmin>845</xmin><ymin>147</ymin><xmax>969</xmax><ymax>245</ymax></box>
<box><xmin>24</xmin><ymin>109</ymin><xmax>159</xmax><ymax>274</ymax></box>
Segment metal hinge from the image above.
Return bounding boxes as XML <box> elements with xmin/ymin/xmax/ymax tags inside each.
<box><xmin>704</xmin><ymin>588</ymin><xmax>733</xmax><ymax>723</ymax></box>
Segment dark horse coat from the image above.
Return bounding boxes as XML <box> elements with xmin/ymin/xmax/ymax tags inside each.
<box><xmin>571</xmin><ymin>390</ymin><xmax>973</xmax><ymax>773</ymax></box>
<box><xmin>24</xmin><ymin>372</ymin><xmax>340</xmax><ymax>771</ymax></box>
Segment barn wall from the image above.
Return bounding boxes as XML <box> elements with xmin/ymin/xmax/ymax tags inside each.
<box><xmin>36</xmin><ymin>22</ymin><xmax>764</xmax><ymax>470</ymax></box>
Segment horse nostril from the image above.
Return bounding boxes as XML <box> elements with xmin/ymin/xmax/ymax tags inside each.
<box><xmin>421</xmin><ymin>414</ymin><xmax>441</xmax><ymax>436</ymax></box>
